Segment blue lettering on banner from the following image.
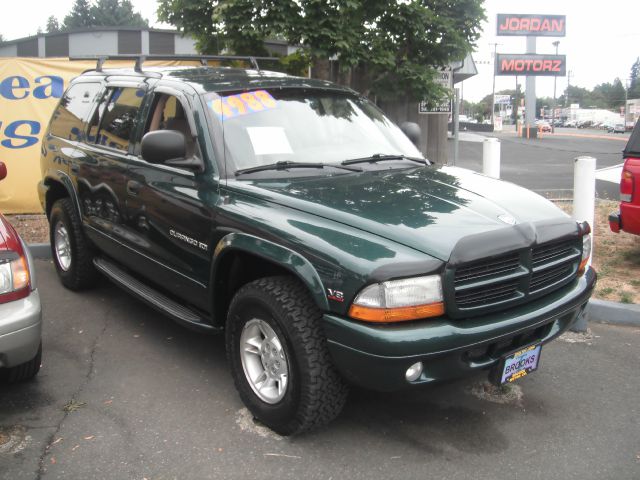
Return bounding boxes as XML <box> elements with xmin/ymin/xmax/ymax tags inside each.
<box><xmin>0</xmin><ymin>120</ymin><xmax>41</xmax><ymax>149</ymax></box>
<box><xmin>0</xmin><ymin>75</ymin><xmax>64</xmax><ymax>100</ymax></box>
<box><xmin>0</xmin><ymin>76</ymin><xmax>30</xmax><ymax>100</ymax></box>
<box><xmin>33</xmin><ymin>76</ymin><xmax>64</xmax><ymax>99</ymax></box>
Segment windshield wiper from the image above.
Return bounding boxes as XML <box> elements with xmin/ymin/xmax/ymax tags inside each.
<box><xmin>341</xmin><ymin>153</ymin><xmax>429</xmax><ymax>166</ymax></box>
<box><xmin>235</xmin><ymin>161</ymin><xmax>361</xmax><ymax>176</ymax></box>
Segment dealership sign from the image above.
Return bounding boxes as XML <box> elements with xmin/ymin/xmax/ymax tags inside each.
<box><xmin>494</xmin><ymin>94</ymin><xmax>511</xmax><ymax>105</ymax></box>
<box><xmin>419</xmin><ymin>69</ymin><xmax>452</xmax><ymax>114</ymax></box>
<box><xmin>497</xmin><ymin>14</ymin><xmax>566</xmax><ymax>36</ymax></box>
<box><xmin>495</xmin><ymin>54</ymin><xmax>566</xmax><ymax>77</ymax></box>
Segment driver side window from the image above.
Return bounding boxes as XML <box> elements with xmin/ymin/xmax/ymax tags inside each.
<box><xmin>143</xmin><ymin>93</ymin><xmax>199</xmax><ymax>159</ymax></box>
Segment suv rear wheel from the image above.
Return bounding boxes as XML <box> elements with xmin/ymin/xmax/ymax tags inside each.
<box><xmin>49</xmin><ymin>198</ymin><xmax>98</xmax><ymax>290</ymax></box>
<box><xmin>226</xmin><ymin>276</ymin><xmax>348</xmax><ymax>435</ymax></box>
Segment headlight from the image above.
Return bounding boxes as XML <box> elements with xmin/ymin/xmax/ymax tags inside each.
<box><xmin>0</xmin><ymin>254</ymin><xmax>30</xmax><ymax>302</ymax></box>
<box><xmin>579</xmin><ymin>233</ymin><xmax>591</xmax><ymax>274</ymax></box>
<box><xmin>348</xmin><ymin>275</ymin><xmax>444</xmax><ymax>323</ymax></box>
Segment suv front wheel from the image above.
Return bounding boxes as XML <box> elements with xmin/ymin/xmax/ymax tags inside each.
<box><xmin>49</xmin><ymin>198</ymin><xmax>98</xmax><ymax>290</ymax></box>
<box><xmin>226</xmin><ymin>276</ymin><xmax>348</xmax><ymax>435</ymax></box>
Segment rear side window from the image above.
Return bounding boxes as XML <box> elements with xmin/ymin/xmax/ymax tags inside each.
<box><xmin>625</xmin><ymin>119</ymin><xmax>640</xmax><ymax>157</ymax></box>
<box><xmin>93</xmin><ymin>87</ymin><xmax>145</xmax><ymax>152</ymax></box>
<box><xmin>49</xmin><ymin>83</ymin><xmax>102</xmax><ymax>141</ymax></box>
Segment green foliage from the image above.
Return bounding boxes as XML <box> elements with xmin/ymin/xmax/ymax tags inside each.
<box><xmin>46</xmin><ymin>16</ymin><xmax>61</xmax><ymax>33</ymax></box>
<box><xmin>157</xmin><ymin>0</ymin><xmax>221</xmax><ymax>54</ymax></box>
<box><xmin>62</xmin><ymin>0</ymin><xmax>148</xmax><ymax>30</ymax></box>
<box><xmin>629</xmin><ymin>57</ymin><xmax>640</xmax><ymax>100</ymax></box>
<box><xmin>158</xmin><ymin>0</ymin><xmax>486</xmax><ymax>102</ymax></box>
<box><xmin>63</xmin><ymin>0</ymin><xmax>94</xmax><ymax>29</ymax></box>
<box><xmin>558</xmin><ymin>80</ymin><xmax>627</xmax><ymax>110</ymax></box>
<box><xmin>90</xmin><ymin>0</ymin><xmax>148</xmax><ymax>28</ymax></box>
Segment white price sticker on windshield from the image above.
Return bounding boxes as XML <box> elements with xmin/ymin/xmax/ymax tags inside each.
<box><xmin>246</xmin><ymin>127</ymin><xmax>293</xmax><ymax>156</ymax></box>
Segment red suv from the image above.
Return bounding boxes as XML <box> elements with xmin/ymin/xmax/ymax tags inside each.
<box><xmin>610</xmin><ymin>120</ymin><xmax>640</xmax><ymax>235</ymax></box>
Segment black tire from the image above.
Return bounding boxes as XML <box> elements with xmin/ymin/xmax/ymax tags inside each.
<box><xmin>226</xmin><ymin>276</ymin><xmax>348</xmax><ymax>435</ymax></box>
<box><xmin>2</xmin><ymin>342</ymin><xmax>42</xmax><ymax>383</ymax></box>
<box><xmin>49</xmin><ymin>198</ymin><xmax>98</xmax><ymax>290</ymax></box>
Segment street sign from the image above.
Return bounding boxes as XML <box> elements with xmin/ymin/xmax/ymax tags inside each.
<box><xmin>495</xmin><ymin>54</ymin><xmax>566</xmax><ymax>77</ymax></box>
<box><xmin>419</xmin><ymin>69</ymin><xmax>452</xmax><ymax>114</ymax></box>
<box><xmin>497</xmin><ymin>14</ymin><xmax>566</xmax><ymax>37</ymax></box>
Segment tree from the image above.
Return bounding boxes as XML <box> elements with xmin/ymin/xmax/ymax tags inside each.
<box><xmin>61</xmin><ymin>0</ymin><xmax>148</xmax><ymax>30</ymax></box>
<box><xmin>46</xmin><ymin>16</ymin><xmax>61</xmax><ymax>33</ymax></box>
<box><xmin>629</xmin><ymin>58</ymin><xmax>640</xmax><ymax>100</ymax></box>
<box><xmin>0</xmin><ymin>34</ymin><xmax>4</xmax><ymax>43</ymax></box>
<box><xmin>63</xmin><ymin>0</ymin><xmax>93</xmax><ymax>29</ymax></box>
<box><xmin>90</xmin><ymin>0</ymin><xmax>148</xmax><ymax>28</ymax></box>
<box><xmin>158</xmin><ymin>0</ymin><xmax>486</xmax><ymax>102</ymax></box>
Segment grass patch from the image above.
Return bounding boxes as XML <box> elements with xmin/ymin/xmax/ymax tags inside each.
<box><xmin>620</xmin><ymin>292</ymin><xmax>634</xmax><ymax>304</ymax></box>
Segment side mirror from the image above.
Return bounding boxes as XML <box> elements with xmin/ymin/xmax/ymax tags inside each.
<box><xmin>141</xmin><ymin>130</ymin><xmax>187</xmax><ymax>164</ymax></box>
<box><xmin>400</xmin><ymin>122</ymin><xmax>422</xmax><ymax>148</ymax></box>
<box><xmin>0</xmin><ymin>161</ymin><xmax>6</xmax><ymax>181</ymax></box>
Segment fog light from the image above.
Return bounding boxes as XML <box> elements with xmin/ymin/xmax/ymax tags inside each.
<box><xmin>405</xmin><ymin>362</ymin><xmax>423</xmax><ymax>382</ymax></box>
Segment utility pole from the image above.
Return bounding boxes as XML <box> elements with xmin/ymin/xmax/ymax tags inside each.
<box><xmin>490</xmin><ymin>42</ymin><xmax>501</xmax><ymax>125</ymax></box>
<box><xmin>552</xmin><ymin>41</ymin><xmax>560</xmax><ymax>133</ymax></box>
<box><xmin>566</xmin><ymin>70</ymin><xmax>573</xmax><ymax>107</ymax></box>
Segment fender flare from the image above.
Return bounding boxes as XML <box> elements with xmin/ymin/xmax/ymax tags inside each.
<box><xmin>212</xmin><ymin>232</ymin><xmax>329</xmax><ymax>311</ymax></box>
<box><xmin>44</xmin><ymin>170</ymin><xmax>82</xmax><ymax>220</ymax></box>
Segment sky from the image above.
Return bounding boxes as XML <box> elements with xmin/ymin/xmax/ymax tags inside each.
<box><xmin>1</xmin><ymin>0</ymin><xmax>639</xmax><ymax>103</ymax></box>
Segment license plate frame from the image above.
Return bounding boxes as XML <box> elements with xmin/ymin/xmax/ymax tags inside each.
<box><xmin>491</xmin><ymin>343</ymin><xmax>543</xmax><ymax>385</ymax></box>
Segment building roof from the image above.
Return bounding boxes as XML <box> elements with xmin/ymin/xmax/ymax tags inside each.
<box><xmin>0</xmin><ymin>27</ymin><xmax>186</xmax><ymax>46</ymax></box>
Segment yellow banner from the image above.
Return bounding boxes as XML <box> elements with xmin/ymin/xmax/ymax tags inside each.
<box><xmin>0</xmin><ymin>58</ymin><xmax>202</xmax><ymax>214</ymax></box>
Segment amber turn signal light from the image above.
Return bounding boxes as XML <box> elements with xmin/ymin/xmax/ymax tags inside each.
<box><xmin>348</xmin><ymin>302</ymin><xmax>445</xmax><ymax>323</ymax></box>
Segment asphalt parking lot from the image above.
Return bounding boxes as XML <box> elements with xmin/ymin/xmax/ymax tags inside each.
<box><xmin>449</xmin><ymin>128</ymin><xmax>629</xmax><ymax>199</ymax></box>
<box><xmin>1</xmin><ymin>261</ymin><xmax>639</xmax><ymax>480</ymax></box>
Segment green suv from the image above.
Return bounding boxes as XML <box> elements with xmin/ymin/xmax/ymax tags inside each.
<box><xmin>39</xmin><ymin>56</ymin><xmax>596</xmax><ymax>435</ymax></box>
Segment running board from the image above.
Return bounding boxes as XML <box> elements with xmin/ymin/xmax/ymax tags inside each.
<box><xmin>94</xmin><ymin>257</ymin><xmax>220</xmax><ymax>334</ymax></box>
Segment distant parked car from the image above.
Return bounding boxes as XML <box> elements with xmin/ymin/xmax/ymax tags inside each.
<box><xmin>564</xmin><ymin>120</ymin><xmax>577</xmax><ymax>128</ymax></box>
<box><xmin>610</xmin><ymin>121</ymin><xmax>640</xmax><ymax>236</ymax></box>
<box><xmin>0</xmin><ymin>161</ymin><xmax>42</xmax><ymax>383</ymax></box>
<box><xmin>536</xmin><ymin>120</ymin><xmax>551</xmax><ymax>132</ymax></box>
<box><xmin>613</xmin><ymin>123</ymin><xmax>626</xmax><ymax>134</ymax></box>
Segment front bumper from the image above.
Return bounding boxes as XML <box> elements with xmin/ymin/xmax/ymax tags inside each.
<box><xmin>0</xmin><ymin>289</ymin><xmax>42</xmax><ymax>368</ymax></box>
<box><xmin>324</xmin><ymin>267</ymin><xmax>596</xmax><ymax>391</ymax></box>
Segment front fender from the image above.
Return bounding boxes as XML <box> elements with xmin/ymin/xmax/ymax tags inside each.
<box><xmin>213</xmin><ymin>232</ymin><xmax>329</xmax><ymax>311</ymax></box>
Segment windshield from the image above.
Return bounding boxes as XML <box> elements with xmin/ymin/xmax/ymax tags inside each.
<box><xmin>202</xmin><ymin>89</ymin><xmax>422</xmax><ymax>174</ymax></box>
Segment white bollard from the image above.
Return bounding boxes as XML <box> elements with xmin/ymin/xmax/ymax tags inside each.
<box><xmin>482</xmin><ymin>138</ymin><xmax>501</xmax><ymax>179</ymax></box>
<box><xmin>571</xmin><ymin>156</ymin><xmax>596</xmax><ymax>333</ymax></box>
<box><xmin>572</xmin><ymin>156</ymin><xmax>596</xmax><ymax>266</ymax></box>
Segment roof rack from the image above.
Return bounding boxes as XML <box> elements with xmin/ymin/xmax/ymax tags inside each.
<box><xmin>70</xmin><ymin>54</ymin><xmax>280</xmax><ymax>73</ymax></box>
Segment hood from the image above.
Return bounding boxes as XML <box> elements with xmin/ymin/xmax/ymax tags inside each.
<box><xmin>227</xmin><ymin>165</ymin><xmax>570</xmax><ymax>261</ymax></box>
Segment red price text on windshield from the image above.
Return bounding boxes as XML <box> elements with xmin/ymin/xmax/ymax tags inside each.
<box><xmin>207</xmin><ymin>90</ymin><xmax>277</xmax><ymax>120</ymax></box>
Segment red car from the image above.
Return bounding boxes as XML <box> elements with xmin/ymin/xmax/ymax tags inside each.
<box><xmin>610</xmin><ymin>121</ymin><xmax>640</xmax><ymax>235</ymax></box>
<box><xmin>0</xmin><ymin>161</ymin><xmax>42</xmax><ymax>382</ymax></box>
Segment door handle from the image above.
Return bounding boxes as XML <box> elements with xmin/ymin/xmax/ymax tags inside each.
<box><xmin>127</xmin><ymin>180</ymin><xmax>142</xmax><ymax>196</ymax></box>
